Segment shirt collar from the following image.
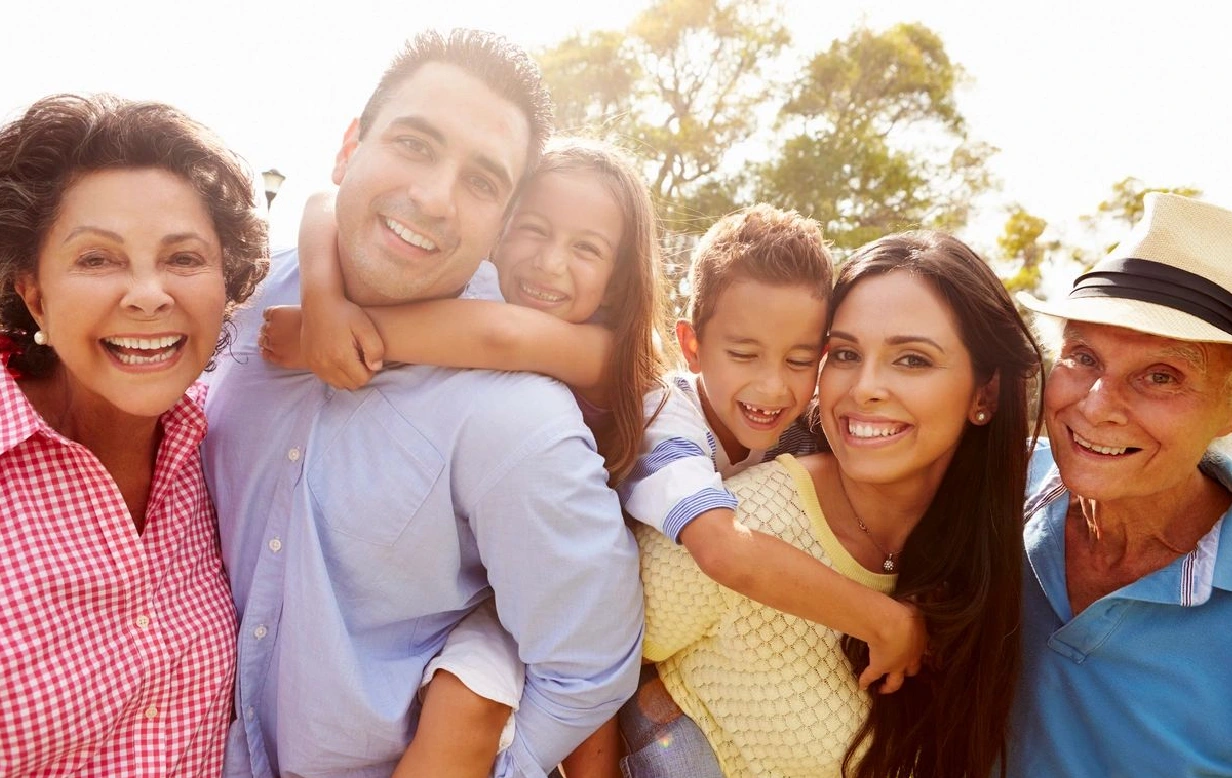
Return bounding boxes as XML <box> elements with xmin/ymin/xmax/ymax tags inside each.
<box><xmin>0</xmin><ymin>364</ymin><xmax>209</xmax><ymax>455</ymax></box>
<box><xmin>1026</xmin><ymin>447</ymin><xmax>1232</xmax><ymax>606</ymax></box>
<box><xmin>0</xmin><ymin>366</ymin><xmax>45</xmax><ymax>455</ymax></box>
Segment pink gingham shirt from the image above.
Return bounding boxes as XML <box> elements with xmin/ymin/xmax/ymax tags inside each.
<box><xmin>0</xmin><ymin>364</ymin><xmax>237</xmax><ymax>777</ymax></box>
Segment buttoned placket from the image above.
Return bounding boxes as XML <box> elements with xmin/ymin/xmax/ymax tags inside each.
<box><xmin>234</xmin><ymin>389</ymin><xmax>318</xmax><ymax>778</ymax></box>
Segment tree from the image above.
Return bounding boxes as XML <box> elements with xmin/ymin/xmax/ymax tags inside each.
<box><xmin>756</xmin><ymin>22</ymin><xmax>995</xmax><ymax>252</ymax></box>
<box><xmin>1079</xmin><ymin>176</ymin><xmax>1202</xmax><ymax>261</ymax></box>
<box><xmin>538</xmin><ymin>0</ymin><xmax>790</xmax><ymax>230</ymax></box>
<box><xmin>996</xmin><ymin>204</ymin><xmax>1059</xmax><ymax>296</ymax></box>
<box><xmin>1075</xmin><ymin>176</ymin><xmax>1203</xmax><ymax>266</ymax></box>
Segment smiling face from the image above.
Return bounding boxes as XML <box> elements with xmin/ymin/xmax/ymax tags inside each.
<box><xmin>493</xmin><ymin>169</ymin><xmax>623</xmax><ymax>324</ymax></box>
<box><xmin>1045</xmin><ymin>321</ymin><xmax>1232</xmax><ymax>505</ymax></box>
<box><xmin>819</xmin><ymin>271</ymin><xmax>988</xmax><ymax>491</ymax></box>
<box><xmin>679</xmin><ymin>278</ymin><xmax>826</xmax><ymax>462</ymax></box>
<box><xmin>331</xmin><ymin>62</ymin><xmax>530</xmax><ymax>306</ymax></box>
<box><xmin>16</xmin><ymin>168</ymin><xmax>226</xmax><ymax>419</ymax></box>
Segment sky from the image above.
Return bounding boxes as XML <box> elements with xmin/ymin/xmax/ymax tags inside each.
<box><xmin>3</xmin><ymin>0</ymin><xmax>1228</xmax><ymax>297</ymax></box>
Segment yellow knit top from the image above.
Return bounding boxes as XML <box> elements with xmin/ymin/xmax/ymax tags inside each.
<box><xmin>638</xmin><ymin>454</ymin><xmax>897</xmax><ymax>778</ymax></box>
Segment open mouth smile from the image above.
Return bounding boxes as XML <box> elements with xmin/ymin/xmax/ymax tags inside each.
<box><xmin>738</xmin><ymin>401</ymin><xmax>785</xmax><ymax>427</ymax></box>
<box><xmin>102</xmin><ymin>335</ymin><xmax>186</xmax><ymax>366</ymax></box>
<box><xmin>1072</xmin><ymin>430</ymin><xmax>1138</xmax><ymax>457</ymax></box>
<box><xmin>517</xmin><ymin>279</ymin><xmax>568</xmax><ymax>304</ymax></box>
<box><xmin>384</xmin><ymin>217</ymin><xmax>438</xmax><ymax>251</ymax></box>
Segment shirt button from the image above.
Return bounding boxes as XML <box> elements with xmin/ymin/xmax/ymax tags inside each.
<box><xmin>287</xmin><ymin>447</ymin><xmax>301</xmax><ymax>462</ymax></box>
<box><xmin>135</xmin><ymin>615</ymin><xmax>150</xmax><ymax>629</ymax></box>
<box><xmin>268</xmin><ymin>537</ymin><xmax>283</xmax><ymax>553</ymax></box>
<box><xmin>245</xmin><ymin>706</ymin><xmax>255</xmax><ymax>721</ymax></box>
<box><xmin>144</xmin><ymin>704</ymin><xmax>158</xmax><ymax>720</ymax></box>
<box><xmin>253</xmin><ymin>625</ymin><xmax>268</xmax><ymax>640</ymax></box>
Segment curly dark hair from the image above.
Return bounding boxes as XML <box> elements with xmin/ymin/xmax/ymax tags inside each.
<box><xmin>0</xmin><ymin>93</ymin><xmax>269</xmax><ymax>377</ymax></box>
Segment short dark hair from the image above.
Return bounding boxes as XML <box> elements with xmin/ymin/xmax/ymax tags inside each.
<box><xmin>358</xmin><ymin>28</ymin><xmax>554</xmax><ymax>175</ymax></box>
<box><xmin>0</xmin><ymin>93</ymin><xmax>269</xmax><ymax>377</ymax></box>
<box><xmin>688</xmin><ymin>203</ymin><xmax>833</xmax><ymax>337</ymax></box>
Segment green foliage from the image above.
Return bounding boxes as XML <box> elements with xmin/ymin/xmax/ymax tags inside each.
<box><xmin>997</xmin><ymin>204</ymin><xmax>1056</xmax><ymax>296</ymax></box>
<box><xmin>1075</xmin><ymin>176</ymin><xmax>1203</xmax><ymax>266</ymax></box>
<box><xmin>538</xmin><ymin>0</ymin><xmax>790</xmax><ymax>233</ymax></box>
<box><xmin>757</xmin><ymin>22</ymin><xmax>995</xmax><ymax>251</ymax></box>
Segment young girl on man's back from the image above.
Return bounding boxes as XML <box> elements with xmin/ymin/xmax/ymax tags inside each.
<box><xmin>264</xmin><ymin>139</ymin><xmax>923</xmax><ymax>778</ymax></box>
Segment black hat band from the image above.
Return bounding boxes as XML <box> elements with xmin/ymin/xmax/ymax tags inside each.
<box><xmin>1069</xmin><ymin>257</ymin><xmax>1232</xmax><ymax>335</ymax></box>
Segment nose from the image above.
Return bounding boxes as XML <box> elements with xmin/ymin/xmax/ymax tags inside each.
<box><xmin>531</xmin><ymin>240</ymin><xmax>568</xmax><ymax>276</ymax></box>
<box><xmin>851</xmin><ymin>361</ymin><xmax>886</xmax><ymax>406</ymax></box>
<box><xmin>1076</xmin><ymin>376</ymin><xmax>1129</xmax><ymax>426</ymax></box>
<box><xmin>752</xmin><ymin>362</ymin><xmax>790</xmax><ymax>399</ymax></box>
<box><xmin>409</xmin><ymin>168</ymin><xmax>458</xmax><ymax>221</ymax></box>
<box><xmin>121</xmin><ymin>268</ymin><xmax>173</xmax><ymax>317</ymax></box>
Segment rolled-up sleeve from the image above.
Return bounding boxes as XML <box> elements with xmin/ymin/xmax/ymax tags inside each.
<box><xmin>619</xmin><ymin>385</ymin><xmax>737</xmax><ymax>542</ymax></box>
<box><xmin>463</xmin><ymin>407</ymin><xmax>643</xmax><ymax>778</ymax></box>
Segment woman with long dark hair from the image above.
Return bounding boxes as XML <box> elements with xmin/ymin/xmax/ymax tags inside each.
<box><xmin>629</xmin><ymin>230</ymin><xmax>1041</xmax><ymax>778</ymax></box>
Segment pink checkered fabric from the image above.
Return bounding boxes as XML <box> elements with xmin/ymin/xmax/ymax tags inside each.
<box><xmin>0</xmin><ymin>367</ymin><xmax>237</xmax><ymax>777</ymax></box>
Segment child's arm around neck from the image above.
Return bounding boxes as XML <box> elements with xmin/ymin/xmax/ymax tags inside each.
<box><xmin>269</xmin><ymin>189</ymin><xmax>613</xmax><ymax>403</ymax></box>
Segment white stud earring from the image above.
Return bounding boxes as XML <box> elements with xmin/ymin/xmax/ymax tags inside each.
<box><xmin>32</xmin><ymin>330</ymin><xmax>47</xmax><ymax>346</ymax></box>
<box><xmin>975</xmin><ymin>410</ymin><xmax>988</xmax><ymax>424</ymax></box>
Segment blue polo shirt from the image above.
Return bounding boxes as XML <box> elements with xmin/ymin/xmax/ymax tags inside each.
<box><xmin>1007</xmin><ymin>441</ymin><xmax>1232</xmax><ymax>777</ymax></box>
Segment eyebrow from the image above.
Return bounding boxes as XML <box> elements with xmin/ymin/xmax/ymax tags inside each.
<box><xmin>725</xmin><ymin>335</ymin><xmax>823</xmax><ymax>352</ymax></box>
<box><xmin>63</xmin><ymin>227</ymin><xmax>210</xmax><ymax>245</ymax></box>
<box><xmin>829</xmin><ymin>330</ymin><xmax>946</xmax><ymax>351</ymax></box>
<box><xmin>388</xmin><ymin>116</ymin><xmax>515</xmax><ymax>193</ymax></box>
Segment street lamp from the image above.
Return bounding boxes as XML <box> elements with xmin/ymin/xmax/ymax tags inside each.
<box><xmin>261</xmin><ymin>168</ymin><xmax>286</xmax><ymax>210</ymax></box>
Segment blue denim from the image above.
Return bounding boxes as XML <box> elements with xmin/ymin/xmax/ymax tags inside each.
<box><xmin>617</xmin><ymin>672</ymin><xmax>723</xmax><ymax>778</ymax></box>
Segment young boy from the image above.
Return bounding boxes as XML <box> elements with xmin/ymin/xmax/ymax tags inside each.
<box><xmin>622</xmin><ymin>204</ymin><xmax>924</xmax><ymax>686</ymax></box>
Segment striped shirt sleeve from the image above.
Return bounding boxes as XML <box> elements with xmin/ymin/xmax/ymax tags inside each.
<box><xmin>618</xmin><ymin>383</ymin><xmax>737</xmax><ymax>542</ymax></box>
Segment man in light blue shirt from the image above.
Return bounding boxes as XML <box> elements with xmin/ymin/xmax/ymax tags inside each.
<box><xmin>203</xmin><ymin>29</ymin><xmax>643</xmax><ymax>778</ymax></box>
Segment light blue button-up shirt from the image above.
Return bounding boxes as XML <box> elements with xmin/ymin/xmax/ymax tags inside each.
<box><xmin>203</xmin><ymin>249</ymin><xmax>643</xmax><ymax>778</ymax></box>
<box><xmin>1008</xmin><ymin>441</ymin><xmax>1232</xmax><ymax>777</ymax></box>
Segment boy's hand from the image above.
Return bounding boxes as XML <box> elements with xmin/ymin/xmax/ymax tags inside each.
<box><xmin>858</xmin><ymin>599</ymin><xmax>927</xmax><ymax>694</ymax></box>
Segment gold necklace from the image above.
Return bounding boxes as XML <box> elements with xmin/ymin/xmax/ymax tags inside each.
<box><xmin>838</xmin><ymin>474</ymin><xmax>902</xmax><ymax>573</ymax></box>
<box><xmin>854</xmin><ymin>515</ymin><xmax>900</xmax><ymax>573</ymax></box>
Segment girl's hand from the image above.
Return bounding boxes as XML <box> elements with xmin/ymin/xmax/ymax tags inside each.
<box><xmin>260</xmin><ymin>305</ymin><xmax>308</xmax><ymax>370</ymax></box>
<box><xmin>859</xmin><ymin>600</ymin><xmax>927</xmax><ymax>694</ymax></box>
<box><xmin>301</xmin><ymin>294</ymin><xmax>384</xmax><ymax>390</ymax></box>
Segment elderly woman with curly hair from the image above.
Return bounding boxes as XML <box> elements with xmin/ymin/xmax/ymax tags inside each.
<box><xmin>1010</xmin><ymin>193</ymin><xmax>1232</xmax><ymax>777</ymax></box>
<box><xmin>0</xmin><ymin>94</ymin><xmax>267</xmax><ymax>775</ymax></box>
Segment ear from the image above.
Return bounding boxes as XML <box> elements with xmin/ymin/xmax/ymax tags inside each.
<box><xmin>969</xmin><ymin>369</ymin><xmax>1001</xmax><ymax>425</ymax></box>
<box><xmin>675</xmin><ymin>319</ymin><xmax>702</xmax><ymax>374</ymax></box>
<box><xmin>331</xmin><ymin>118</ymin><xmax>362</xmax><ymax>186</ymax></box>
<box><xmin>14</xmin><ymin>272</ymin><xmax>44</xmax><ymax>329</ymax></box>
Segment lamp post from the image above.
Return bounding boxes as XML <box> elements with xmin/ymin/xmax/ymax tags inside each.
<box><xmin>261</xmin><ymin>168</ymin><xmax>286</xmax><ymax>211</ymax></box>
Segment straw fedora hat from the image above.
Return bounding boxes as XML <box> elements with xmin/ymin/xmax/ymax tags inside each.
<box><xmin>1019</xmin><ymin>193</ymin><xmax>1232</xmax><ymax>344</ymax></box>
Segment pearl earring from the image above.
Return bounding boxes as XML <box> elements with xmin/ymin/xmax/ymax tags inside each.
<box><xmin>975</xmin><ymin>411</ymin><xmax>988</xmax><ymax>424</ymax></box>
<box><xmin>32</xmin><ymin>330</ymin><xmax>47</xmax><ymax>346</ymax></box>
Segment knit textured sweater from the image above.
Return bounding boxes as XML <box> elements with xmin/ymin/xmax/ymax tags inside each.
<box><xmin>638</xmin><ymin>454</ymin><xmax>897</xmax><ymax>778</ymax></box>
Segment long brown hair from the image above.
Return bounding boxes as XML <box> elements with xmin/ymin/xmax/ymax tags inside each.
<box><xmin>833</xmin><ymin>231</ymin><xmax>1043</xmax><ymax>778</ymax></box>
<box><xmin>531</xmin><ymin>138</ymin><xmax>668</xmax><ymax>484</ymax></box>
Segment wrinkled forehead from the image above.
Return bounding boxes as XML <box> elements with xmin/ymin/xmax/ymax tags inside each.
<box><xmin>1059</xmin><ymin>319</ymin><xmax>1232</xmax><ymax>376</ymax></box>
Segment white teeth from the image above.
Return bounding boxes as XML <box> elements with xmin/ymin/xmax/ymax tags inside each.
<box><xmin>385</xmin><ymin>218</ymin><xmax>437</xmax><ymax>251</ymax></box>
<box><xmin>739</xmin><ymin>402</ymin><xmax>783</xmax><ymax>422</ymax></box>
<box><xmin>1073</xmin><ymin>432</ymin><xmax>1128</xmax><ymax>456</ymax></box>
<box><xmin>518</xmin><ymin>280</ymin><xmax>566</xmax><ymax>303</ymax></box>
<box><xmin>848</xmin><ymin>420</ymin><xmax>904</xmax><ymax>438</ymax></box>
<box><xmin>103</xmin><ymin>335</ymin><xmax>182</xmax><ymax>351</ymax></box>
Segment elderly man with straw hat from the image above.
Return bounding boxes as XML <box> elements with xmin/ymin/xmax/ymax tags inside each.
<box><xmin>1007</xmin><ymin>193</ymin><xmax>1232</xmax><ymax>777</ymax></box>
